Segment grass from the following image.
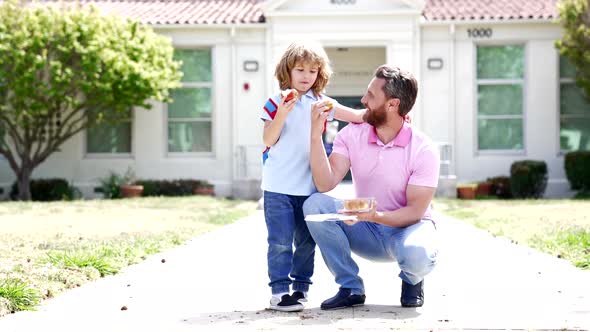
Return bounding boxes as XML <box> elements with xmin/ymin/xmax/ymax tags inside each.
<box><xmin>434</xmin><ymin>198</ymin><xmax>590</xmax><ymax>269</ymax></box>
<box><xmin>0</xmin><ymin>196</ymin><xmax>257</xmax><ymax>315</ymax></box>
<box><xmin>0</xmin><ymin>279</ymin><xmax>41</xmax><ymax>315</ymax></box>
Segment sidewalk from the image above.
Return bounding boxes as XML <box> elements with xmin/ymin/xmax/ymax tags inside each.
<box><xmin>0</xmin><ymin>198</ymin><xmax>589</xmax><ymax>331</ymax></box>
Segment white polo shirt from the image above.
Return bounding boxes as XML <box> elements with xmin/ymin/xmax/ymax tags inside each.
<box><xmin>260</xmin><ymin>90</ymin><xmax>334</xmax><ymax>196</ymax></box>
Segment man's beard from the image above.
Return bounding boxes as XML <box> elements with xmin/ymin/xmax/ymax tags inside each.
<box><xmin>362</xmin><ymin>104</ymin><xmax>388</xmax><ymax>127</ymax></box>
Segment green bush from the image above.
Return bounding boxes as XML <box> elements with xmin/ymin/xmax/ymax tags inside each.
<box><xmin>486</xmin><ymin>176</ymin><xmax>512</xmax><ymax>198</ymax></box>
<box><xmin>10</xmin><ymin>178</ymin><xmax>78</xmax><ymax>201</ymax></box>
<box><xmin>136</xmin><ymin>179</ymin><xmax>202</xmax><ymax>197</ymax></box>
<box><xmin>509</xmin><ymin>160</ymin><xmax>548</xmax><ymax>198</ymax></box>
<box><xmin>574</xmin><ymin>190</ymin><xmax>590</xmax><ymax>199</ymax></box>
<box><xmin>98</xmin><ymin>172</ymin><xmax>123</xmax><ymax>199</ymax></box>
<box><xmin>564</xmin><ymin>151</ymin><xmax>590</xmax><ymax>191</ymax></box>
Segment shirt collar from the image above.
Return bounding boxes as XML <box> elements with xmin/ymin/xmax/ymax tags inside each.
<box><xmin>304</xmin><ymin>89</ymin><xmax>319</xmax><ymax>101</ymax></box>
<box><xmin>368</xmin><ymin>122</ymin><xmax>412</xmax><ymax>147</ymax></box>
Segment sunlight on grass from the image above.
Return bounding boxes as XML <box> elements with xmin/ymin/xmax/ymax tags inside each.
<box><xmin>0</xmin><ymin>196</ymin><xmax>257</xmax><ymax>316</ymax></box>
<box><xmin>531</xmin><ymin>227</ymin><xmax>590</xmax><ymax>269</ymax></box>
<box><xmin>435</xmin><ymin>198</ymin><xmax>590</xmax><ymax>270</ymax></box>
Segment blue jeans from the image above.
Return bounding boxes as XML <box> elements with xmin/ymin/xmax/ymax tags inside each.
<box><xmin>302</xmin><ymin>193</ymin><xmax>438</xmax><ymax>295</ymax></box>
<box><xmin>264</xmin><ymin>191</ymin><xmax>316</xmax><ymax>295</ymax></box>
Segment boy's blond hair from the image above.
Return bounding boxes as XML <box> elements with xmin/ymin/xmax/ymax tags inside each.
<box><xmin>274</xmin><ymin>41</ymin><xmax>333</xmax><ymax>97</ymax></box>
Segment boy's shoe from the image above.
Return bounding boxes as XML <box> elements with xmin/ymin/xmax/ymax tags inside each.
<box><xmin>291</xmin><ymin>291</ymin><xmax>308</xmax><ymax>303</ymax></box>
<box><xmin>269</xmin><ymin>294</ymin><xmax>304</xmax><ymax>312</ymax></box>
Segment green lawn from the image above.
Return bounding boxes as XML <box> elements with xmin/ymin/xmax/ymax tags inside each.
<box><xmin>434</xmin><ymin>198</ymin><xmax>590</xmax><ymax>270</ymax></box>
<box><xmin>0</xmin><ymin>196</ymin><xmax>257</xmax><ymax>316</ymax></box>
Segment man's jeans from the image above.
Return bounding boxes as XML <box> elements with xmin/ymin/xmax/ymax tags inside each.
<box><xmin>264</xmin><ymin>191</ymin><xmax>316</xmax><ymax>295</ymax></box>
<box><xmin>303</xmin><ymin>193</ymin><xmax>438</xmax><ymax>295</ymax></box>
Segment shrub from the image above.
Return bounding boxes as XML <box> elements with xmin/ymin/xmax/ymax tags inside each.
<box><xmin>574</xmin><ymin>190</ymin><xmax>590</xmax><ymax>199</ymax></box>
<box><xmin>486</xmin><ymin>176</ymin><xmax>512</xmax><ymax>198</ymax></box>
<box><xmin>564</xmin><ymin>151</ymin><xmax>590</xmax><ymax>191</ymax></box>
<box><xmin>135</xmin><ymin>179</ymin><xmax>202</xmax><ymax>197</ymax></box>
<box><xmin>509</xmin><ymin>160</ymin><xmax>548</xmax><ymax>198</ymax></box>
<box><xmin>10</xmin><ymin>178</ymin><xmax>78</xmax><ymax>201</ymax></box>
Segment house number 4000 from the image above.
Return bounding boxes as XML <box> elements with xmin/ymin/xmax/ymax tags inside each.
<box><xmin>467</xmin><ymin>28</ymin><xmax>493</xmax><ymax>38</ymax></box>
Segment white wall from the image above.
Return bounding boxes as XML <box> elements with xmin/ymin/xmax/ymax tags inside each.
<box><xmin>421</xmin><ymin>22</ymin><xmax>573</xmax><ymax>197</ymax></box>
<box><xmin>275</xmin><ymin>0</ymin><xmax>416</xmax><ymax>12</ymax></box>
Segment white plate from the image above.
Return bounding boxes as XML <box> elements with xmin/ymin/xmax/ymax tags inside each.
<box><xmin>305</xmin><ymin>213</ymin><xmax>358</xmax><ymax>222</ymax></box>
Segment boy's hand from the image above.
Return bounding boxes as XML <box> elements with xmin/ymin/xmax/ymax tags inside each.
<box><xmin>310</xmin><ymin>101</ymin><xmax>331</xmax><ymax>138</ymax></box>
<box><xmin>276</xmin><ymin>94</ymin><xmax>297</xmax><ymax>117</ymax></box>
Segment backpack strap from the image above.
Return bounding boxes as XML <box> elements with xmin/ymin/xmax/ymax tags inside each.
<box><xmin>262</xmin><ymin>97</ymin><xmax>279</xmax><ymax>164</ymax></box>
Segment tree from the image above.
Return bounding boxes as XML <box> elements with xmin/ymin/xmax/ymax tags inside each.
<box><xmin>0</xmin><ymin>0</ymin><xmax>182</xmax><ymax>200</ymax></box>
<box><xmin>556</xmin><ymin>0</ymin><xmax>590</xmax><ymax>101</ymax></box>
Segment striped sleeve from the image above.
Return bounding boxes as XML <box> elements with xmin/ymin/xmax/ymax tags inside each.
<box><xmin>260</xmin><ymin>95</ymin><xmax>280</xmax><ymax>121</ymax></box>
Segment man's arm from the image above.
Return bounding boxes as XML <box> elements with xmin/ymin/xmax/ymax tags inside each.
<box><xmin>310</xmin><ymin>102</ymin><xmax>350</xmax><ymax>192</ymax></box>
<box><xmin>345</xmin><ymin>184</ymin><xmax>436</xmax><ymax>228</ymax></box>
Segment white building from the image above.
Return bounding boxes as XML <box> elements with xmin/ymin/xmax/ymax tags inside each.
<box><xmin>1</xmin><ymin>0</ymin><xmax>588</xmax><ymax>199</ymax></box>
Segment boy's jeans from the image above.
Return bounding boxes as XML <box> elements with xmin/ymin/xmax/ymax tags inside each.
<box><xmin>302</xmin><ymin>193</ymin><xmax>438</xmax><ymax>295</ymax></box>
<box><xmin>264</xmin><ymin>191</ymin><xmax>315</xmax><ymax>295</ymax></box>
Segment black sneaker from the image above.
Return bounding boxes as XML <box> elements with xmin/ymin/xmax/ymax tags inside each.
<box><xmin>291</xmin><ymin>291</ymin><xmax>308</xmax><ymax>302</ymax></box>
<box><xmin>269</xmin><ymin>294</ymin><xmax>304</xmax><ymax>312</ymax></box>
<box><xmin>320</xmin><ymin>288</ymin><xmax>366</xmax><ymax>310</ymax></box>
<box><xmin>400</xmin><ymin>280</ymin><xmax>424</xmax><ymax>307</ymax></box>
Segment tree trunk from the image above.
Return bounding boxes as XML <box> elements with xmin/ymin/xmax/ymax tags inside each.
<box><xmin>16</xmin><ymin>168</ymin><xmax>33</xmax><ymax>201</ymax></box>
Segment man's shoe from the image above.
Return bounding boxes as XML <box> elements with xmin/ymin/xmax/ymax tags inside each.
<box><xmin>400</xmin><ymin>280</ymin><xmax>424</xmax><ymax>307</ymax></box>
<box><xmin>291</xmin><ymin>291</ymin><xmax>308</xmax><ymax>303</ymax></box>
<box><xmin>320</xmin><ymin>288</ymin><xmax>366</xmax><ymax>310</ymax></box>
<box><xmin>269</xmin><ymin>294</ymin><xmax>304</xmax><ymax>312</ymax></box>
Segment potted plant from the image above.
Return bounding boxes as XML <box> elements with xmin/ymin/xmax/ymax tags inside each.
<box><xmin>476</xmin><ymin>181</ymin><xmax>493</xmax><ymax>197</ymax></box>
<box><xmin>119</xmin><ymin>167</ymin><xmax>144</xmax><ymax>198</ymax></box>
<box><xmin>456</xmin><ymin>183</ymin><xmax>477</xmax><ymax>199</ymax></box>
<box><xmin>193</xmin><ymin>181</ymin><xmax>215</xmax><ymax>196</ymax></box>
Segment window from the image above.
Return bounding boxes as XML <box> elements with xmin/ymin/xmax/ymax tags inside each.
<box><xmin>476</xmin><ymin>45</ymin><xmax>525</xmax><ymax>151</ymax></box>
<box><xmin>559</xmin><ymin>56</ymin><xmax>590</xmax><ymax>151</ymax></box>
<box><xmin>86</xmin><ymin>109</ymin><xmax>132</xmax><ymax>154</ymax></box>
<box><xmin>167</xmin><ymin>49</ymin><xmax>213</xmax><ymax>153</ymax></box>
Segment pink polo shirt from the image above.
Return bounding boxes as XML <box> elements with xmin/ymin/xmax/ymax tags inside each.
<box><xmin>331</xmin><ymin>122</ymin><xmax>440</xmax><ymax>219</ymax></box>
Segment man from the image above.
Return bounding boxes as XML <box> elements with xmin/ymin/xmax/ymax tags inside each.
<box><xmin>304</xmin><ymin>65</ymin><xmax>440</xmax><ymax>310</ymax></box>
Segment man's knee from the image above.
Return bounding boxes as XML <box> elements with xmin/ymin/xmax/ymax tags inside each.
<box><xmin>302</xmin><ymin>193</ymin><xmax>325</xmax><ymax>215</ymax></box>
<box><xmin>398</xmin><ymin>246</ymin><xmax>438</xmax><ymax>275</ymax></box>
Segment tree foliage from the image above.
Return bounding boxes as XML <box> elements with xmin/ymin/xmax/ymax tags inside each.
<box><xmin>0</xmin><ymin>0</ymin><xmax>182</xmax><ymax>200</ymax></box>
<box><xmin>556</xmin><ymin>0</ymin><xmax>590</xmax><ymax>101</ymax></box>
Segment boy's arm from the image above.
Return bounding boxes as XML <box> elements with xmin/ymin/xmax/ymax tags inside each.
<box><xmin>326</xmin><ymin>99</ymin><xmax>366</xmax><ymax>124</ymax></box>
<box><xmin>262</xmin><ymin>96</ymin><xmax>296</xmax><ymax>147</ymax></box>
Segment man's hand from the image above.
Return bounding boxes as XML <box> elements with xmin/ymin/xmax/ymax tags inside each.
<box><xmin>339</xmin><ymin>200</ymin><xmax>378</xmax><ymax>225</ymax></box>
<box><xmin>310</xmin><ymin>100</ymin><xmax>331</xmax><ymax>139</ymax></box>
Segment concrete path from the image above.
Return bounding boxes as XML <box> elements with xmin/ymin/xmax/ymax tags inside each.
<box><xmin>0</xmin><ymin>195</ymin><xmax>589</xmax><ymax>331</ymax></box>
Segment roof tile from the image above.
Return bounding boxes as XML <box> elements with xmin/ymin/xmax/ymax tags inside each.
<box><xmin>423</xmin><ymin>0</ymin><xmax>558</xmax><ymax>21</ymax></box>
<box><xmin>24</xmin><ymin>0</ymin><xmax>558</xmax><ymax>24</ymax></box>
<box><xmin>34</xmin><ymin>0</ymin><xmax>265</xmax><ymax>25</ymax></box>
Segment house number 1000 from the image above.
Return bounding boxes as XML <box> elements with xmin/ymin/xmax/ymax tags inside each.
<box><xmin>467</xmin><ymin>28</ymin><xmax>493</xmax><ymax>38</ymax></box>
<box><xmin>331</xmin><ymin>0</ymin><xmax>356</xmax><ymax>4</ymax></box>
